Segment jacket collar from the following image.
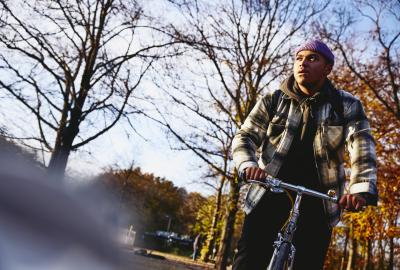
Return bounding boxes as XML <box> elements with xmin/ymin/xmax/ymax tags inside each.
<box><xmin>279</xmin><ymin>74</ymin><xmax>334</xmax><ymax>104</ymax></box>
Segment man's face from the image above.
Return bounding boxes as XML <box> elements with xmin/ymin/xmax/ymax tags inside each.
<box><xmin>293</xmin><ymin>50</ymin><xmax>332</xmax><ymax>89</ymax></box>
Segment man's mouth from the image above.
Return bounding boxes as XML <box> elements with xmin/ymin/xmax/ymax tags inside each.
<box><xmin>298</xmin><ymin>71</ymin><xmax>309</xmax><ymax>76</ymax></box>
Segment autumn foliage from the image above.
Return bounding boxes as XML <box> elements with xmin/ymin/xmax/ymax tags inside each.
<box><xmin>101</xmin><ymin>167</ymin><xmax>207</xmax><ymax>235</ymax></box>
<box><xmin>324</xmin><ymin>62</ymin><xmax>400</xmax><ymax>269</ymax></box>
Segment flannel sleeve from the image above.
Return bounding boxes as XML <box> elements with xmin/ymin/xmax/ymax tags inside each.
<box><xmin>344</xmin><ymin>98</ymin><xmax>378</xmax><ymax>205</ymax></box>
<box><xmin>232</xmin><ymin>94</ymin><xmax>272</xmax><ymax>173</ymax></box>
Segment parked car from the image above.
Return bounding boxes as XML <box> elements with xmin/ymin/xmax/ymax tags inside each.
<box><xmin>141</xmin><ymin>231</ymin><xmax>194</xmax><ymax>254</ymax></box>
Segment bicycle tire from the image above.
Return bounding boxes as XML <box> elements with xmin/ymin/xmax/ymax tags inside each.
<box><xmin>269</xmin><ymin>242</ymin><xmax>291</xmax><ymax>270</ymax></box>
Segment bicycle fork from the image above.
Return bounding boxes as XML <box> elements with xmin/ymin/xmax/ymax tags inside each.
<box><xmin>267</xmin><ymin>192</ymin><xmax>303</xmax><ymax>270</ymax></box>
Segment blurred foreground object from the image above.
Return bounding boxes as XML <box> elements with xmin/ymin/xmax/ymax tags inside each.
<box><xmin>0</xmin><ymin>148</ymin><xmax>130</xmax><ymax>270</ymax></box>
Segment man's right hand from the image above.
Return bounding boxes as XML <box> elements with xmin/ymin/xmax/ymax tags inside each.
<box><xmin>244</xmin><ymin>167</ymin><xmax>266</xmax><ymax>181</ymax></box>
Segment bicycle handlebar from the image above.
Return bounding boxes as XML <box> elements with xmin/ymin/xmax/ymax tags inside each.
<box><xmin>245</xmin><ymin>177</ymin><xmax>338</xmax><ymax>203</ymax></box>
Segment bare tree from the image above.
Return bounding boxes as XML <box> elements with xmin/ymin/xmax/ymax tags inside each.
<box><xmin>0</xmin><ymin>0</ymin><xmax>175</xmax><ymax>176</ymax></box>
<box><xmin>150</xmin><ymin>0</ymin><xmax>331</xmax><ymax>268</ymax></box>
<box><xmin>316</xmin><ymin>0</ymin><xmax>400</xmax><ymax>121</ymax></box>
<box><xmin>314</xmin><ymin>1</ymin><xmax>399</xmax><ymax>269</ymax></box>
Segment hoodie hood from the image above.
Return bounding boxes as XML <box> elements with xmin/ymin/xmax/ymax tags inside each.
<box><xmin>280</xmin><ymin>75</ymin><xmax>304</xmax><ymax>101</ymax></box>
<box><xmin>279</xmin><ymin>74</ymin><xmax>333</xmax><ymax>103</ymax></box>
<box><xmin>280</xmin><ymin>75</ymin><xmax>336</xmax><ymax>141</ymax></box>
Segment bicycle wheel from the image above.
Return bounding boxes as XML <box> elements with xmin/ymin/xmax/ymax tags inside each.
<box><xmin>269</xmin><ymin>242</ymin><xmax>291</xmax><ymax>270</ymax></box>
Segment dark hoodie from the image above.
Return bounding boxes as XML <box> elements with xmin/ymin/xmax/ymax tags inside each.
<box><xmin>276</xmin><ymin>75</ymin><xmax>332</xmax><ymax>192</ymax></box>
<box><xmin>274</xmin><ymin>75</ymin><xmax>334</xmax><ymax>226</ymax></box>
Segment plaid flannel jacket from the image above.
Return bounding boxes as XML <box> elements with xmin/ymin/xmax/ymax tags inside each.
<box><xmin>232</xmin><ymin>87</ymin><xmax>377</xmax><ymax>227</ymax></box>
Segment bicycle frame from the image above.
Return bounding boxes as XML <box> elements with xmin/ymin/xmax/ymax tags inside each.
<box><xmin>246</xmin><ymin>177</ymin><xmax>338</xmax><ymax>270</ymax></box>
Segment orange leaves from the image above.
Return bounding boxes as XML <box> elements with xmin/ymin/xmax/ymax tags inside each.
<box><xmin>101</xmin><ymin>167</ymin><xmax>207</xmax><ymax>235</ymax></box>
<box><xmin>386</xmin><ymin>226</ymin><xmax>400</xmax><ymax>239</ymax></box>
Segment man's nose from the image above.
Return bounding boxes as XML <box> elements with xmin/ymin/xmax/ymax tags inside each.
<box><xmin>299</xmin><ymin>58</ymin><xmax>308</xmax><ymax>66</ymax></box>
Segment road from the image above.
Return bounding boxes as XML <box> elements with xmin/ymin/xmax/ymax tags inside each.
<box><xmin>122</xmin><ymin>249</ymin><xmax>215</xmax><ymax>270</ymax></box>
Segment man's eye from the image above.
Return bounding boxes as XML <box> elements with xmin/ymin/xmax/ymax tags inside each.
<box><xmin>309</xmin><ymin>56</ymin><xmax>317</xmax><ymax>61</ymax></box>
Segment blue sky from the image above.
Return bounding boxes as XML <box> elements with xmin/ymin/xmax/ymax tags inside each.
<box><xmin>66</xmin><ymin>116</ymin><xmax>215</xmax><ymax>195</ymax></box>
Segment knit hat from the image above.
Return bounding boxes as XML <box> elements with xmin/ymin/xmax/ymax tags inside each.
<box><xmin>295</xmin><ymin>40</ymin><xmax>334</xmax><ymax>65</ymax></box>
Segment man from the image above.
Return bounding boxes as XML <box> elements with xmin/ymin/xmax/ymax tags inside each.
<box><xmin>192</xmin><ymin>233</ymin><xmax>201</xmax><ymax>260</ymax></box>
<box><xmin>232</xmin><ymin>40</ymin><xmax>377</xmax><ymax>270</ymax></box>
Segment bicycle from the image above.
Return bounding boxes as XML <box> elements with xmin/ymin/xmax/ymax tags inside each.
<box><xmin>243</xmin><ymin>175</ymin><xmax>338</xmax><ymax>270</ymax></box>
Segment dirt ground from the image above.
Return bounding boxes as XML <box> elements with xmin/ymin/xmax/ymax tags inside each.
<box><xmin>122</xmin><ymin>248</ymin><xmax>216</xmax><ymax>270</ymax></box>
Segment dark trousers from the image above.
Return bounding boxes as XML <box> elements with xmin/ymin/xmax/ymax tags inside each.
<box><xmin>233</xmin><ymin>191</ymin><xmax>332</xmax><ymax>270</ymax></box>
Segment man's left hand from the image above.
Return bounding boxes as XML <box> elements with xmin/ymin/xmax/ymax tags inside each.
<box><xmin>339</xmin><ymin>194</ymin><xmax>366</xmax><ymax>211</ymax></box>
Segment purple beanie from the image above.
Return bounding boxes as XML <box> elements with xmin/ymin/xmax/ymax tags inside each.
<box><xmin>295</xmin><ymin>40</ymin><xmax>334</xmax><ymax>65</ymax></box>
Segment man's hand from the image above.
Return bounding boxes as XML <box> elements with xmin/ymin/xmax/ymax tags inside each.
<box><xmin>339</xmin><ymin>194</ymin><xmax>366</xmax><ymax>211</ymax></box>
<box><xmin>244</xmin><ymin>167</ymin><xmax>266</xmax><ymax>181</ymax></box>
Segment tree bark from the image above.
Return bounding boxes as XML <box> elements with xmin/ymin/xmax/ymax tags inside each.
<box><xmin>340</xmin><ymin>227</ymin><xmax>349</xmax><ymax>270</ymax></box>
<box><xmin>346</xmin><ymin>236</ymin><xmax>357</xmax><ymax>270</ymax></box>
<box><xmin>215</xmin><ymin>177</ymin><xmax>240</xmax><ymax>270</ymax></box>
<box><xmin>201</xmin><ymin>176</ymin><xmax>226</xmax><ymax>262</ymax></box>
<box><xmin>48</xmin><ymin>122</ymin><xmax>80</xmax><ymax>177</ymax></box>
<box><xmin>363</xmin><ymin>239</ymin><xmax>372</xmax><ymax>270</ymax></box>
<box><xmin>378</xmin><ymin>239</ymin><xmax>385</xmax><ymax>270</ymax></box>
<box><xmin>388</xmin><ymin>236</ymin><xmax>394</xmax><ymax>270</ymax></box>
<box><xmin>48</xmin><ymin>144</ymin><xmax>71</xmax><ymax>177</ymax></box>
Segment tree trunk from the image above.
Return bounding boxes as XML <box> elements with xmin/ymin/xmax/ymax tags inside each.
<box><xmin>361</xmin><ymin>241</ymin><xmax>366</xmax><ymax>270</ymax></box>
<box><xmin>363</xmin><ymin>239</ymin><xmax>372</xmax><ymax>270</ymax></box>
<box><xmin>340</xmin><ymin>227</ymin><xmax>349</xmax><ymax>270</ymax></box>
<box><xmin>378</xmin><ymin>239</ymin><xmax>385</xmax><ymax>270</ymax></box>
<box><xmin>346</xmin><ymin>236</ymin><xmax>357</xmax><ymax>270</ymax></box>
<box><xmin>47</xmin><ymin>120</ymin><xmax>80</xmax><ymax>178</ymax></box>
<box><xmin>48</xmin><ymin>145</ymin><xmax>71</xmax><ymax>177</ymax></box>
<box><xmin>215</xmin><ymin>177</ymin><xmax>239</xmax><ymax>270</ymax></box>
<box><xmin>201</xmin><ymin>176</ymin><xmax>226</xmax><ymax>262</ymax></box>
<box><xmin>388</xmin><ymin>236</ymin><xmax>394</xmax><ymax>270</ymax></box>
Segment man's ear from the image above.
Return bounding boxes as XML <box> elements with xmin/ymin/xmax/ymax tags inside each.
<box><xmin>324</xmin><ymin>63</ymin><xmax>333</xmax><ymax>75</ymax></box>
